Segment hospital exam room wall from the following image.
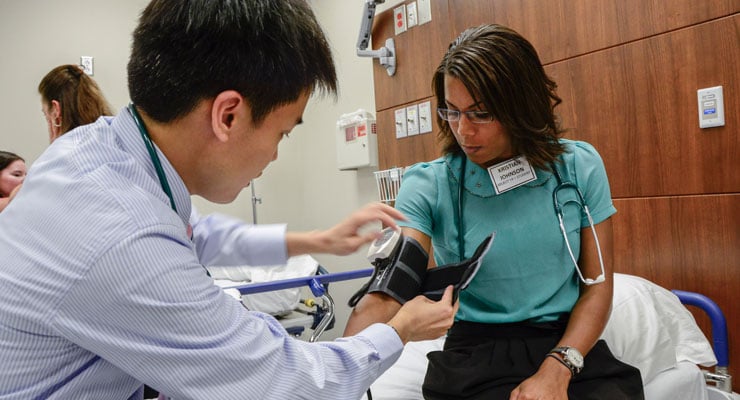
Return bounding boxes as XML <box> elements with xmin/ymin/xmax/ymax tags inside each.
<box><xmin>0</xmin><ymin>1</ymin><xmax>387</xmax><ymax>342</ymax></box>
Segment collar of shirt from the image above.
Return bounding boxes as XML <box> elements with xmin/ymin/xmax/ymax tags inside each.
<box><xmin>112</xmin><ymin>107</ymin><xmax>192</xmax><ymax>230</ymax></box>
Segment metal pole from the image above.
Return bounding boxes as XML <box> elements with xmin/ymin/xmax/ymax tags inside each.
<box><xmin>250</xmin><ymin>180</ymin><xmax>261</xmax><ymax>224</ymax></box>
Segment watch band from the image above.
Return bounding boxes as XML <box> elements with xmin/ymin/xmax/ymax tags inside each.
<box><xmin>546</xmin><ymin>353</ymin><xmax>575</xmax><ymax>377</ymax></box>
<box><xmin>548</xmin><ymin>346</ymin><xmax>584</xmax><ymax>376</ymax></box>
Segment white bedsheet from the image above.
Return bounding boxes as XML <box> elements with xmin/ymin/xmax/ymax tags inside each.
<box><xmin>644</xmin><ymin>361</ymin><xmax>708</xmax><ymax>400</ymax></box>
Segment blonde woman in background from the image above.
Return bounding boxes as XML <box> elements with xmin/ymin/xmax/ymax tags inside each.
<box><xmin>39</xmin><ymin>64</ymin><xmax>113</xmax><ymax>142</ymax></box>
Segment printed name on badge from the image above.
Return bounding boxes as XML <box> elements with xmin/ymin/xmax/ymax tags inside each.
<box><xmin>487</xmin><ymin>156</ymin><xmax>537</xmax><ymax>194</ymax></box>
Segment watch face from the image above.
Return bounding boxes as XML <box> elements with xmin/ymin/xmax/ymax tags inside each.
<box><xmin>565</xmin><ymin>348</ymin><xmax>584</xmax><ymax>368</ymax></box>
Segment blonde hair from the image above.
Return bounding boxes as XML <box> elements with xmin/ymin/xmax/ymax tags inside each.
<box><xmin>38</xmin><ymin>64</ymin><xmax>113</xmax><ymax>135</ymax></box>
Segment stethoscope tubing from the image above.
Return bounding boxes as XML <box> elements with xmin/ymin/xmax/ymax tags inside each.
<box><xmin>455</xmin><ymin>155</ymin><xmax>605</xmax><ymax>285</ymax></box>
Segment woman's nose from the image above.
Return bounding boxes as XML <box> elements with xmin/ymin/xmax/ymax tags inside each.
<box><xmin>456</xmin><ymin>114</ymin><xmax>476</xmax><ymax>136</ymax></box>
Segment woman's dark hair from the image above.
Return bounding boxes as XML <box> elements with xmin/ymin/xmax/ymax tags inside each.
<box><xmin>0</xmin><ymin>151</ymin><xmax>24</xmax><ymax>172</ymax></box>
<box><xmin>433</xmin><ymin>24</ymin><xmax>566</xmax><ymax>170</ymax></box>
<box><xmin>38</xmin><ymin>64</ymin><xmax>113</xmax><ymax>134</ymax></box>
<box><xmin>128</xmin><ymin>0</ymin><xmax>337</xmax><ymax>126</ymax></box>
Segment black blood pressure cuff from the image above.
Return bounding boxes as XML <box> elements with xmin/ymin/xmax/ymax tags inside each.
<box><xmin>348</xmin><ymin>235</ymin><xmax>429</xmax><ymax>307</ymax></box>
<box><xmin>347</xmin><ymin>233</ymin><xmax>494</xmax><ymax>306</ymax></box>
<box><xmin>421</xmin><ymin>233</ymin><xmax>494</xmax><ymax>302</ymax></box>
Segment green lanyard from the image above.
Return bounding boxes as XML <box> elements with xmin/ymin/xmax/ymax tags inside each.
<box><xmin>127</xmin><ymin>103</ymin><xmax>177</xmax><ymax>213</ymax></box>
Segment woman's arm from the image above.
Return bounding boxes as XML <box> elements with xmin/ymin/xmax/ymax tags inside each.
<box><xmin>343</xmin><ymin>228</ymin><xmax>433</xmax><ymax>336</ymax></box>
<box><xmin>511</xmin><ymin>217</ymin><xmax>614</xmax><ymax>400</ymax></box>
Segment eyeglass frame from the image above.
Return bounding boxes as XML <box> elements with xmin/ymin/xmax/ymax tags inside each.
<box><xmin>437</xmin><ymin>108</ymin><xmax>494</xmax><ymax>124</ymax></box>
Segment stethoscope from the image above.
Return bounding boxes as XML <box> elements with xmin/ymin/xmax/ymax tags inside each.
<box><xmin>127</xmin><ymin>103</ymin><xmax>178</xmax><ymax>213</ymax></box>
<box><xmin>128</xmin><ymin>103</ymin><xmax>209</xmax><ymax>278</ymax></box>
<box><xmin>455</xmin><ymin>155</ymin><xmax>605</xmax><ymax>285</ymax></box>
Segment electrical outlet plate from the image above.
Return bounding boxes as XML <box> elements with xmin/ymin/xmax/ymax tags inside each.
<box><xmin>80</xmin><ymin>56</ymin><xmax>94</xmax><ymax>75</ymax></box>
<box><xmin>697</xmin><ymin>86</ymin><xmax>725</xmax><ymax>128</ymax></box>
<box><xmin>406</xmin><ymin>2</ymin><xmax>418</xmax><ymax>28</ymax></box>
<box><xmin>418</xmin><ymin>101</ymin><xmax>432</xmax><ymax>134</ymax></box>
<box><xmin>394</xmin><ymin>4</ymin><xmax>407</xmax><ymax>35</ymax></box>
<box><xmin>417</xmin><ymin>0</ymin><xmax>432</xmax><ymax>25</ymax></box>
<box><xmin>406</xmin><ymin>104</ymin><xmax>419</xmax><ymax>136</ymax></box>
<box><xmin>395</xmin><ymin>108</ymin><xmax>407</xmax><ymax>138</ymax></box>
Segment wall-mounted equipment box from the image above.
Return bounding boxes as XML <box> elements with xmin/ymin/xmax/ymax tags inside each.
<box><xmin>336</xmin><ymin>109</ymin><xmax>378</xmax><ymax>170</ymax></box>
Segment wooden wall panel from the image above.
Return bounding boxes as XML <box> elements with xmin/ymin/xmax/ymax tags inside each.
<box><xmin>447</xmin><ymin>0</ymin><xmax>738</xmax><ymax>64</ymax></box>
<box><xmin>612</xmin><ymin>194</ymin><xmax>739</xmax><ymax>383</ymax></box>
<box><xmin>547</xmin><ymin>16</ymin><xmax>739</xmax><ymax>198</ymax></box>
<box><xmin>369</xmin><ymin>1</ymin><xmax>739</xmax><ymax>390</ymax></box>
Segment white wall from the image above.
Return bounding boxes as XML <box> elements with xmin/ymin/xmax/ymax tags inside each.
<box><xmin>0</xmin><ymin>0</ymin><xmax>403</xmax><ymax>340</ymax></box>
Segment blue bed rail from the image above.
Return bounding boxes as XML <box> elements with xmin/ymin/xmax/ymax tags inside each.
<box><xmin>672</xmin><ymin>289</ymin><xmax>733</xmax><ymax>393</ymax></box>
<box><xmin>228</xmin><ymin>268</ymin><xmax>374</xmax><ymax>296</ymax></box>
<box><xmin>671</xmin><ymin>289</ymin><xmax>729</xmax><ymax>368</ymax></box>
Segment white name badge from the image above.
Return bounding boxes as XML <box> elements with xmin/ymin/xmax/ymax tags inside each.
<box><xmin>487</xmin><ymin>156</ymin><xmax>537</xmax><ymax>194</ymax></box>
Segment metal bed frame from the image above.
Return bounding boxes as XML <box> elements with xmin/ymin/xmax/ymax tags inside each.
<box><xmin>232</xmin><ymin>268</ymin><xmax>374</xmax><ymax>342</ymax></box>
<box><xmin>672</xmin><ymin>290</ymin><xmax>733</xmax><ymax>395</ymax></box>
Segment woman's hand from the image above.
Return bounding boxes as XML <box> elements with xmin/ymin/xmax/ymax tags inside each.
<box><xmin>509</xmin><ymin>356</ymin><xmax>571</xmax><ymax>400</ymax></box>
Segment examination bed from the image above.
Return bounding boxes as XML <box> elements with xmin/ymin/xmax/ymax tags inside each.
<box><xmin>360</xmin><ymin>273</ymin><xmax>738</xmax><ymax>400</ymax></box>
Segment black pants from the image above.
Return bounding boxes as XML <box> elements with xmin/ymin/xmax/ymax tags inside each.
<box><xmin>423</xmin><ymin>320</ymin><xmax>644</xmax><ymax>400</ymax></box>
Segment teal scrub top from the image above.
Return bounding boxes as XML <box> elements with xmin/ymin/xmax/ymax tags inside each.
<box><xmin>395</xmin><ymin>139</ymin><xmax>616</xmax><ymax>323</ymax></box>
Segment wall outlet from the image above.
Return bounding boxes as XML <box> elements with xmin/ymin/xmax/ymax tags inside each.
<box><xmin>418</xmin><ymin>101</ymin><xmax>433</xmax><ymax>134</ymax></box>
<box><xmin>395</xmin><ymin>108</ymin><xmax>407</xmax><ymax>138</ymax></box>
<box><xmin>80</xmin><ymin>56</ymin><xmax>94</xmax><ymax>75</ymax></box>
<box><xmin>417</xmin><ymin>0</ymin><xmax>432</xmax><ymax>25</ymax></box>
<box><xmin>393</xmin><ymin>4</ymin><xmax>407</xmax><ymax>35</ymax></box>
<box><xmin>406</xmin><ymin>2</ymin><xmax>418</xmax><ymax>28</ymax></box>
<box><xmin>406</xmin><ymin>104</ymin><xmax>419</xmax><ymax>136</ymax></box>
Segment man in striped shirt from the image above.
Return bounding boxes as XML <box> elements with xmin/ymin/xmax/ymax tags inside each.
<box><xmin>0</xmin><ymin>1</ymin><xmax>457</xmax><ymax>399</ymax></box>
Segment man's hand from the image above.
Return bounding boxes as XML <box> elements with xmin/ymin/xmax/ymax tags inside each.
<box><xmin>287</xmin><ymin>202</ymin><xmax>406</xmax><ymax>256</ymax></box>
<box><xmin>386</xmin><ymin>285</ymin><xmax>458</xmax><ymax>344</ymax></box>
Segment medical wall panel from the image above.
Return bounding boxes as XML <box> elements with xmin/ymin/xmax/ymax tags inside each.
<box><xmin>371</xmin><ymin>0</ymin><xmax>452</xmax><ymax>113</ymax></box>
<box><xmin>376</xmin><ymin>97</ymin><xmax>441</xmax><ymax>169</ymax></box>
<box><xmin>547</xmin><ymin>15</ymin><xmax>739</xmax><ymax>198</ymax></box>
<box><xmin>612</xmin><ymin>194</ymin><xmax>739</xmax><ymax>382</ymax></box>
<box><xmin>446</xmin><ymin>0</ymin><xmax>738</xmax><ymax>65</ymax></box>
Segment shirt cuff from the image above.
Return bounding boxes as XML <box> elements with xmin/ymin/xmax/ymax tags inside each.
<box><xmin>357</xmin><ymin>323</ymin><xmax>404</xmax><ymax>373</ymax></box>
<box><xmin>241</xmin><ymin>223</ymin><xmax>288</xmax><ymax>266</ymax></box>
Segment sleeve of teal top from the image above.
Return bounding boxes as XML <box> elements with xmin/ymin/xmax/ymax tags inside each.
<box><xmin>394</xmin><ymin>162</ymin><xmax>438</xmax><ymax>238</ymax></box>
<box><xmin>573</xmin><ymin>141</ymin><xmax>617</xmax><ymax>226</ymax></box>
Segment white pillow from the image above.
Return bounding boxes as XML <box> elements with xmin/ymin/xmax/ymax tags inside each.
<box><xmin>601</xmin><ymin>274</ymin><xmax>717</xmax><ymax>384</ymax></box>
<box><xmin>209</xmin><ymin>255</ymin><xmax>319</xmax><ymax>316</ymax></box>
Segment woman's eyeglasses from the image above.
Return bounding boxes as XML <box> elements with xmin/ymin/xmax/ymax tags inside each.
<box><xmin>437</xmin><ymin>108</ymin><xmax>494</xmax><ymax>124</ymax></box>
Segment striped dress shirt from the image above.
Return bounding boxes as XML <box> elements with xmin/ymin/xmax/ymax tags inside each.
<box><xmin>0</xmin><ymin>109</ymin><xmax>401</xmax><ymax>399</ymax></box>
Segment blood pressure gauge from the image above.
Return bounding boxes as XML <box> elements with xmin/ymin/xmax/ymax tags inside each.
<box><xmin>366</xmin><ymin>227</ymin><xmax>402</xmax><ymax>264</ymax></box>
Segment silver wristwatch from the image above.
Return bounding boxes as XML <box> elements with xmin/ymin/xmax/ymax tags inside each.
<box><xmin>549</xmin><ymin>346</ymin><xmax>584</xmax><ymax>375</ymax></box>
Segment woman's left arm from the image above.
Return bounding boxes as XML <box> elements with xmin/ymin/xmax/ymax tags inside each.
<box><xmin>510</xmin><ymin>217</ymin><xmax>614</xmax><ymax>400</ymax></box>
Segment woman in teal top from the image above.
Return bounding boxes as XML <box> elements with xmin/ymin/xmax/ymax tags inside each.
<box><xmin>345</xmin><ymin>24</ymin><xmax>644</xmax><ymax>399</ymax></box>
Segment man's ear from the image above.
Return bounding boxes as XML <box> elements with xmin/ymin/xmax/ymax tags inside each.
<box><xmin>211</xmin><ymin>90</ymin><xmax>247</xmax><ymax>142</ymax></box>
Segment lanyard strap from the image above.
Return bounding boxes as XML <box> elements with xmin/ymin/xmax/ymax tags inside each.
<box><xmin>127</xmin><ymin>103</ymin><xmax>177</xmax><ymax>213</ymax></box>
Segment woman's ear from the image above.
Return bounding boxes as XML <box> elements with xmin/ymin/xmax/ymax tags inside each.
<box><xmin>211</xmin><ymin>91</ymin><xmax>247</xmax><ymax>143</ymax></box>
<box><xmin>50</xmin><ymin>100</ymin><xmax>62</xmax><ymax>125</ymax></box>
